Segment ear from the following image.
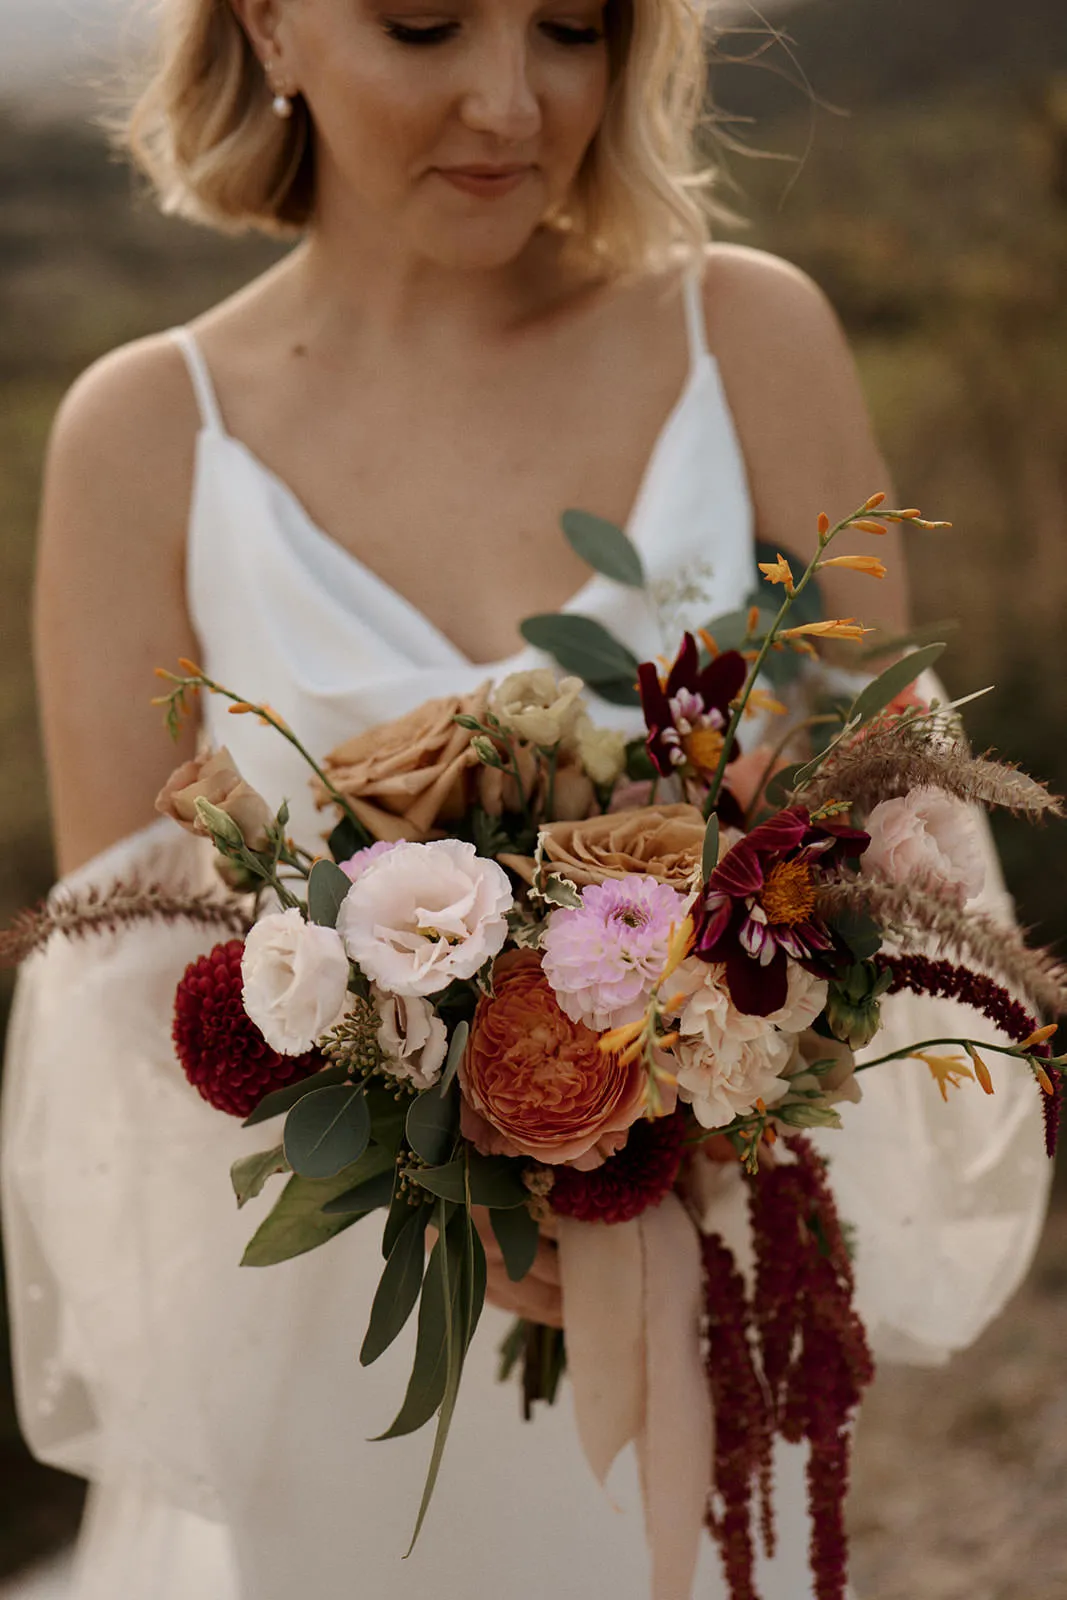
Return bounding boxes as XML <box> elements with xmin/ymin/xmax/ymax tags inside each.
<box><xmin>229</xmin><ymin>0</ymin><xmax>287</xmax><ymax>67</ymax></box>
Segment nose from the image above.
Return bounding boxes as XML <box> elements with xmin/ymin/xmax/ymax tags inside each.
<box><xmin>459</xmin><ymin>27</ymin><xmax>542</xmax><ymax>144</ymax></box>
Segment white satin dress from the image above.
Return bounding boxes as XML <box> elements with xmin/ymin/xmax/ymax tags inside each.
<box><xmin>1</xmin><ymin>272</ymin><xmax>1051</xmax><ymax>1599</ymax></box>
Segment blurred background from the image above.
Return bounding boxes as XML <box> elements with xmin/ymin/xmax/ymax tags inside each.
<box><xmin>0</xmin><ymin>0</ymin><xmax>1065</xmax><ymax>1595</ymax></box>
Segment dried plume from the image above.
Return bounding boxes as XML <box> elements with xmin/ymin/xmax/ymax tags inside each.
<box><xmin>798</xmin><ymin>714</ymin><xmax>1063</xmax><ymax>822</ymax></box>
<box><xmin>0</xmin><ymin>880</ymin><xmax>250</xmax><ymax>968</ymax></box>
<box><xmin>818</xmin><ymin>871</ymin><xmax>1067</xmax><ymax>1021</ymax></box>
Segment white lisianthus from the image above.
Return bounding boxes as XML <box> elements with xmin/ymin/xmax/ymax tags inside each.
<box><xmin>574</xmin><ymin>716</ymin><xmax>628</xmax><ymax>788</ymax></box>
<box><xmin>241</xmin><ymin>908</ymin><xmax>351</xmax><ymax>1055</ymax></box>
<box><xmin>490</xmin><ymin>670</ymin><xmax>586</xmax><ymax>748</ymax></box>
<box><xmin>374</xmin><ymin>989</ymin><xmax>448</xmax><ymax>1089</ymax></box>
<box><xmin>337</xmin><ymin>839</ymin><xmax>512</xmax><ymax>997</ymax></box>
<box><xmin>670</xmin><ymin>958</ymin><xmax>792</xmax><ymax>1128</ymax></box>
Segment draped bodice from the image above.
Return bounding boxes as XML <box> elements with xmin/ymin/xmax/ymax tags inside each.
<box><xmin>171</xmin><ymin>271</ymin><xmax>754</xmax><ymax>844</ymax></box>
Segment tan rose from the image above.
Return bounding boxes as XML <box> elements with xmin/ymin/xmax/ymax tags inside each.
<box><xmin>490</xmin><ymin>670</ymin><xmax>585</xmax><ymax>748</ymax></box>
<box><xmin>525</xmin><ymin>803</ymin><xmax>708</xmax><ymax>891</ymax></box>
<box><xmin>316</xmin><ymin>685</ymin><xmax>489</xmax><ymax>842</ymax></box>
<box><xmin>155</xmin><ymin>747</ymin><xmax>274</xmax><ymax>851</ymax></box>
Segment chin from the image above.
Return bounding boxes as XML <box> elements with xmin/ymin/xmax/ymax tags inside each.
<box><xmin>412</xmin><ymin>187</ymin><xmax>555</xmax><ymax>272</ymax></box>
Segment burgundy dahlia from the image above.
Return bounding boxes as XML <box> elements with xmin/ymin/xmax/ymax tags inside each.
<box><xmin>694</xmin><ymin>805</ymin><xmax>869</xmax><ymax>1016</ymax></box>
<box><xmin>637</xmin><ymin>634</ymin><xmax>747</xmax><ymax>784</ymax></box>
<box><xmin>173</xmin><ymin>939</ymin><xmax>321</xmax><ymax>1118</ymax></box>
<box><xmin>550</xmin><ymin>1110</ymin><xmax>688</xmax><ymax>1224</ymax></box>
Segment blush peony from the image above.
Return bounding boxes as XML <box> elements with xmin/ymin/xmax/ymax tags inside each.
<box><xmin>459</xmin><ymin>951</ymin><xmax>650</xmax><ymax>1169</ymax></box>
<box><xmin>862</xmin><ymin>788</ymin><xmax>985</xmax><ymax>904</ymax></box>
<box><xmin>337</xmin><ymin>839</ymin><xmax>512</xmax><ymax>997</ymax></box>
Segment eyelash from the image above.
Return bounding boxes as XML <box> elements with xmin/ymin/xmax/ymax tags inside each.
<box><xmin>383</xmin><ymin>19</ymin><xmax>604</xmax><ymax>46</ymax></box>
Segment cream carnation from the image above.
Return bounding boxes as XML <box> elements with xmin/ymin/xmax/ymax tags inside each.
<box><xmin>670</xmin><ymin>959</ymin><xmax>792</xmax><ymax>1128</ymax></box>
<box><xmin>574</xmin><ymin>717</ymin><xmax>628</xmax><ymax>788</ymax></box>
<box><xmin>241</xmin><ymin>908</ymin><xmax>351</xmax><ymax>1056</ymax></box>
<box><xmin>765</xmin><ymin>962</ymin><xmax>829</xmax><ymax>1034</ymax></box>
<box><xmin>863</xmin><ymin>788</ymin><xmax>985</xmax><ymax>904</ymax></box>
<box><xmin>337</xmin><ymin>839</ymin><xmax>512</xmax><ymax>997</ymax></box>
<box><xmin>374</xmin><ymin>989</ymin><xmax>448</xmax><ymax>1089</ymax></box>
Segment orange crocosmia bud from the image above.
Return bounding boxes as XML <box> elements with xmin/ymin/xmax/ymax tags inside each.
<box><xmin>820</xmin><ymin>555</ymin><xmax>888</xmax><ymax>579</ymax></box>
<box><xmin>968</xmin><ymin>1048</ymin><xmax>995</xmax><ymax>1096</ymax></box>
<box><xmin>762</xmin><ymin>1123</ymin><xmax>778</xmax><ymax>1145</ymax></box>
<box><xmin>817</xmin><ymin>512</ymin><xmax>831</xmax><ymax>535</ymax></box>
<box><xmin>1018</xmin><ymin>1023</ymin><xmax>1058</xmax><ymax>1051</ymax></box>
<box><xmin>699</xmin><ymin>629</ymin><xmax>720</xmax><ymax>658</ymax></box>
<box><xmin>657</xmin><ymin>1031</ymin><xmax>680</xmax><ymax>1052</ymax></box>
<box><xmin>746</xmin><ymin>605</ymin><xmax>761</xmax><ymax>635</ymax></box>
<box><xmin>781</xmin><ymin>619</ymin><xmax>871</xmax><ymax>643</ymax></box>
<box><xmin>599</xmin><ymin>1017</ymin><xmax>646</xmax><ymax>1055</ymax></box>
<box><xmin>229</xmin><ymin>702</ymin><xmax>256</xmax><ymax>715</ymax></box>
<box><xmin>1035</xmin><ymin>1064</ymin><xmax>1057</xmax><ymax>1097</ymax></box>
<box><xmin>852</xmin><ymin>520</ymin><xmax>888</xmax><ymax>536</ymax></box>
<box><xmin>744</xmin><ymin>687</ymin><xmax>788</xmax><ymax>717</ymax></box>
<box><xmin>864</xmin><ymin>492</ymin><xmax>886</xmax><ymax>510</ymax></box>
<box><xmin>177</xmin><ymin>657</ymin><xmax>205</xmax><ymax>678</ymax></box>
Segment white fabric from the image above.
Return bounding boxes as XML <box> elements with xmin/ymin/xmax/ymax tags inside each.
<box><xmin>2</xmin><ymin>272</ymin><xmax>1050</xmax><ymax>1598</ymax></box>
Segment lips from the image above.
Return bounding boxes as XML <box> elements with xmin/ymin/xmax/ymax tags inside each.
<box><xmin>435</xmin><ymin>165</ymin><xmax>534</xmax><ymax>199</ymax></box>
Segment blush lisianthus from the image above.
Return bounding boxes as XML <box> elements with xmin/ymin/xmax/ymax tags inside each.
<box><xmin>339</xmin><ymin>839</ymin><xmax>398</xmax><ymax>883</ymax></box>
<box><xmin>373</xmin><ymin>988</ymin><xmax>448</xmax><ymax>1090</ymax></box>
<box><xmin>541</xmin><ymin>875</ymin><xmax>690</xmax><ymax>1032</ymax></box>
<box><xmin>337</xmin><ymin>838</ymin><xmax>512</xmax><ymax>997</ymax></box>
<box><xmin>174</xmin><ymin>939</ymin><xmax>321</xmax><ymax>1118</ymax></box>
<box><xmin>694</xmin><ymin>806</ymin><xmax>869</xmax><ymax>1016</ymax></box>
<box><xmin>459</xmin><ymin>951</ymin><xmax>650</xmax><ymax>1169</ymax></box>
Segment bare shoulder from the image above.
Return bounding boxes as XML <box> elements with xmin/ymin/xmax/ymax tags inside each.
<box><xmin>697</xmin><ymin>244</ymin><xmax>908</xmax><ymax>631</ymax></box>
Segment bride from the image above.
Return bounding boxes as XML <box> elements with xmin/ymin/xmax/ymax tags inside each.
<box><xmin>2</xmin><ymin>0</ymin><xmax>1050</xmax><ymax>1594</ymax></box>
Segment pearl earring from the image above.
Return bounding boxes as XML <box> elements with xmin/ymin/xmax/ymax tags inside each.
<box><xmin>271</xmin><ymin>91</ymin><xmax>293</xmax><ymax>119</ymax></box>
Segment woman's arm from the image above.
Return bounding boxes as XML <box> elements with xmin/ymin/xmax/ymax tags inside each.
<box><xmin>34</xmin><ymin>337</ymin><xmax>204</xmax><ymax>877</ymax></box>
<box><xmin>703</xmin><ymin>245</ymin><xmax>910</xmax><ymax>636</ymax></box>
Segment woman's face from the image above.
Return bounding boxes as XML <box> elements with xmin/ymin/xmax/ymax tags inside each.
<box><xmin>268</xmin><ymin>0</ymin><xmax>612</xmax><ymax>268</ymax></box>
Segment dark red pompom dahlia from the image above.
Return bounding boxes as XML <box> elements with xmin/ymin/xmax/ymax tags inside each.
<box><xmin>173</xmin><ymin>939</ymin><xmax>321</xmax><ymax>1118</ymax></box>
<box><xmin>550</xmin><ymin>1109</ymin><xmax>688</xmax><ymax>1224</ymax></box>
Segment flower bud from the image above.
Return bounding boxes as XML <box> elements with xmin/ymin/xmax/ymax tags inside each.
<box><xmin>194</xmin><ymin>796</ymin><xmax>246</xmax><ymax>851</ymax></box>
<box><xmin>472</xmin><ymin>737</ymin><xmax>503</xmax><ymax>768</ymax></box>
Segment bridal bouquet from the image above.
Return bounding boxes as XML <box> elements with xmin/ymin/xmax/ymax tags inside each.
<box><xmin>8</xmin><ymin>496</ymin><xmax>1064</xmax><ymax>1600</ymax></box>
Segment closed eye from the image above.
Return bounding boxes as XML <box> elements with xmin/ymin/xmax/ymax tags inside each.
<box><xmin>383</xmin><ymin>19</ymin><xmax>460</xmax><ymax>44</ymax></box>
<box><xmin>540</xmin><ymin>21</ymin><xmax>604</xmax><ymax>43</ymax></box>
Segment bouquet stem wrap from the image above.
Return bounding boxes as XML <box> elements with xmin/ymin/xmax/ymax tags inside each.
<box><xmin>558</xmin><ymin>1194</ymin><xmax>713</xmax><ymax>1600</ymax></box>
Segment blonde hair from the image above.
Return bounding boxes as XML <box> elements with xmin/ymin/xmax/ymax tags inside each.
<box><xmin>123</xmin><ymin>0</ymin><xmax>720</xmax><ymax>272</ymax></box>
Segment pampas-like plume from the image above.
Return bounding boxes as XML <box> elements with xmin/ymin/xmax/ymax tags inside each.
<box><xmin>818</xmin><ymin>871</ymin><xmax>1067</xmax><ymax>1021</ymax></box>
<box><xmin>0</xmin><ymin>881</ymin><xmax>249</xmax><ymax>967</ymax></box>
<box><xmin>799</xmin><ymin>715</ymin><xmax>1063</xmax><ymax>821</ymax></box>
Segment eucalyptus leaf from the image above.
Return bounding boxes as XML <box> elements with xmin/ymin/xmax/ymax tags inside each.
<box><xmin>404</xmin><ymin>1210</ymin><xmax>486</xmax><ymax>1555</ymax></box>
<box><xmin>283</xmin><ymin>1084</ymin><xmax>371</xmax><ymax>1180</ymax></box>
<box><xmin>307</xmin><ymin>857</ymin><xmax>354</xmax><ymax>928</ymax></box>
<box><xmin>243</xmin><ymin>1063</ymin><xmax>349</xmax><ymax>1128</ymax></box>
<box><xmin>489</xmin><ymin>1204</ymin><xmax>540</xmax><ymax>1283</ymax></box>
<box><xmin>328</xmin><ymin>815</ymin><xmax>364</xmax><ymax>864</ymax></box>
<box><xmin>406</xmin><ymin>1081</ymin><xmax>460</xmax><ymax>1167</ymax></box>
<box><xmin>701</xmin><ymin>815</ymin><xmax>720</xmax><ymax>883</ymax></box>
<box><xmin>410</xmin><ymin>1153</ymin><xmax>529</xmax><ymax>1209</ymax></box>
<box><xmin>519</xmin><ymin>614</ymin><xmax>640</xmax><ymax>686</ymax></box>
<box><xmin>701</xmin><ymin>606</ymin><xmax>778</xmax><ymax>654</ymax></box>
<box><xmin>439</xmin><ymin>1021</ymin><xmax>469</xmax><ymax>1096</ymax></box>
<box><xmin>587</xmin><ymin>677</ymin><xmax>643</xmax><ymax>708</ymax></box>
<box><xmin>764</xmin><ymin>761</ymin><xmax>806</xmax><ymax>809</ymax></box>
<box><xmin>321</xmin><ymin>1167</ymin><xmax>397</xmax><ymax>1215</ymax></box>
<box><xmin>360</xmin><ymin>1207</ymin><xmax>430</xmax><ymax>1366</ymax></box>
<box><xmin>240</xmin><ymin>1146</ymin><xmax>393</xmax><ymax>1267</ymax></box>
<box><xmin>383</xmin><ymin>1185</ymin><xmax>427</xmax><ymax>1259</ymax></box>
<box><xmin>366</xmin><ymin>1085</ymin><xmax>410</xmax><ymax>1158</ymax></box>
<box><xmin>846</xmin><ymin>642</ymin><xmax>947</xmax><ymax>730</ymax></box>
<box><xmin>857</xmin><ymin>619</ymin><xmax>959</xmax><ymax>663</ymax></box>
<box><xmin>230</xmin><ymin>1145</ymin><xmax>289</xmax><ymax>1209</ymax></box>
<box><xmin>830</xmin><ymin>908</ymin><xmax>883</xmax><ymax>963</ymax></box>
<box><xmin>375</xmin><ymin>1201</ymin><xmax>457</xmax><ymax>1440</ymax></box>
<box><xmin>561</xmin><ymin>509</ymin><xmax>645</xmax><ymax>588</ymax></box>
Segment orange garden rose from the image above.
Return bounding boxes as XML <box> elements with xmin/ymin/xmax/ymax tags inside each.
<box><xmin>459</xmin><ymin>951</ymin><xmax>650</xmax><ymax>1170</ymax></box>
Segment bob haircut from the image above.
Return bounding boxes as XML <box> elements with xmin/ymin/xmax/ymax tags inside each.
<box><xmin>123</xmin><ymin>0</ymin><xmax>722</xmax><ymax>273</ymax></box>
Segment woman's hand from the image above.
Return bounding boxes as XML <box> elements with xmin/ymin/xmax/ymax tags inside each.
<box><xmin>472</xmin><ymin>1206</ymin><xmax>564</xmax><ymax>1330</ymax></box>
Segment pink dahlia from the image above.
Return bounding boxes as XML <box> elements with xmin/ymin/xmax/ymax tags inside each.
<box><xmin>541</xmin><ymin>875</ymin><xmax>688</xmax><ymax>1032</ymax></box>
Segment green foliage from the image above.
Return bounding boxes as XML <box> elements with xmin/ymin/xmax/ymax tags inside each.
<box><xmin>307</xmin><ymin>858</ymin><xmax>353</xmax><ymax>928</ymax></box>
<box><xmin>489</xmin><ymin>1204</ymin><xmax>541</xmax><ymax>1282</ymax></box>
<box><xmin>518</xmin><ymin>614</ymin><xmax>641</xmax><ymax>703</ymax></box>
<box><xmin>560</xmin><ymin>509</ymin><xmax>646</xmax><ymax>588</ymax></box>
<box><xmin>406</xmin><ymin>1081</ymin><xmax>460</xmax><ymax>1167</ymax></box>
<box><xmin>242</xmin><ymin>1063</ymin><xmax>349</xmax><ymax>1128</ymax></box>
<box><xmin>360</xmin><ymin>1205</ymin><xmax>431</xmax><ymax>1366</ymax></box>
<box><xmin>283</xmin><ymin>1084</ymin><xmax>371</xmax><ymax>1180</ymax></box>
<box><xmin>240</xmin><ymin>1148</ymin><xmax>393</xmax><ymax>1266</ymax></box>
<box><xmin>411</xmin><ymin>1153</ymin><xmax>529</xmax><ymax>1209</ymax></box>
<box><xmin>230</xmin><ymin>1145</ymin><xmax>289</xmax><ymax>1209</ymax></box>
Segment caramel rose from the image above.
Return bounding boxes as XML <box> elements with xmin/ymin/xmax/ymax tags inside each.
<box><xmin>459</xmin><ymin>950</ymin><xmax>648</xmax><ymax>1170</ymax></box>
<box><xmin>316</xmin><ymin>685</ymin><xmax>489</xmax><ymax>842</ymax></box>
<box><xmin>531</xmin><ymin>803</ymin><xmax>707</xmax><ymax>891</ymax></box>
<box><xmin>156</xmin><ymin>746</ymin><xmax>274</xmax><ymax>851</ymax></box>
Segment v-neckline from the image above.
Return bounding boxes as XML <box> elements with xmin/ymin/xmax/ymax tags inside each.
<box><xmin>204</xmin><ymin>351</ymin><xmax>713</xmax><ymax>675</ymax></box>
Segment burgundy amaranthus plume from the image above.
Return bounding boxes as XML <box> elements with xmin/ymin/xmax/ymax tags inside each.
<box><xmin>877</xmin><ymin>952</ymin><xmax>1062</xmax><ymax>1157</ymax></box>
<box><xmin>701</xmin><ymin>1232</ymin><xmax>775</xmax><ymax>1600</ymax></box>
<box><xmin>173</xmin><ymin>939</ymin><xmax>321</xmax><ymax>1118</ymax></box>
<box><xmin>550</xmin><ymin>1110</ymin><xmax>688</xmax><ymax>1224</ymax></box>
<box><xmin>750</xmin><ymin>1136</ymin><xmax>875</xmax><ymax>1600</ymax></box>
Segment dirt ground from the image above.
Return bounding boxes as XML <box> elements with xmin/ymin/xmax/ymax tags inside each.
<box><xmin>848</xmin><ymin>1196</ymin><xmax>1067</xmax><ymax>1600</ymax></box>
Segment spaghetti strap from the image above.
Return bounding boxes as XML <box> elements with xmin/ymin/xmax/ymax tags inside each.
<box><xmin>169</xmin><ymin>326</ymin><xmax>226</xmax><ymax>435</ymax></box>
<box><xmin>681</xmin><ymin>265</ymin><xmax>710</xmax><ymax>365</ymax></box>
